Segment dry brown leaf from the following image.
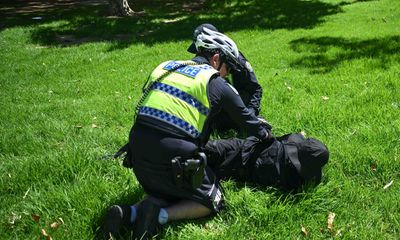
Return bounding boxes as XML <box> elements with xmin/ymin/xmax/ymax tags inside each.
<box><xmin>383</xmin><ymin>180</ymin><xmax>394</xmax><ymax>190</ymax></box>
<box><xmin>327</xmin><ymin>212</ymin><xmax>335</xmax><ymax>231</ymax></box>
<box><xmin>32</xmin><ymin>214</ymin><xmax>40</xmax><ymax>223</ymax></box>
<box><xmin>301</xmin><ymin>225</ymin><xmax>309</xmax><ymax>236</ymax></box>
<box><xmin>370</xmin><ymin>162</ymin><xmax>377</xmax><ymax>171</ymax></box>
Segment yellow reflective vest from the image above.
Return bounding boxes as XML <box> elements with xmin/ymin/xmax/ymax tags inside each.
<box><xmin>136</xmin><ymin>60</ymin><xmax>219</xmax><ymax>139</ymax></box>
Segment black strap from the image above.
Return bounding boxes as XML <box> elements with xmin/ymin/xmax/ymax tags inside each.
<box><xmin>113</xmin><ymin>143</ymin><xmax>129</xmax><ymax>159</ymax></box>
<box><xmin>284</xmin><ymin>144</ymin><xmax>301</xmax><ymax>174</ymax></box>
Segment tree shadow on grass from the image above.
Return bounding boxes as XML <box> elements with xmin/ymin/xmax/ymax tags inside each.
<box><xmin>0</xmin><ymin>0</ymin><xmax>108</xmax><ymax>30</ymax></box>
<box><xmin>289</xmin><ymin>35</ymin><xmax>400</xmax><ymax>74</ymax></box>
<box><xmin>1</xmin><ymin>0</ymin><xmax>356</xmax><ymax>50</ymax></box>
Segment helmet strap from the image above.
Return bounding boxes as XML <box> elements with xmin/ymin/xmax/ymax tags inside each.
<box><xmin>217</xmin><ymin>60</ymin><xmax>223</xmax><ymax>71</ymax></box>
<box><xmin>217</xmin><ymin>52</ymin><xmax>226</xmax><ymax>71</ymax></box>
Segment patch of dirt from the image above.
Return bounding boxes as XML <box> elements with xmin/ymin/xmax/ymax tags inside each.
<box><xmin>0</xmin><ymin>0</ymin><xmax>107</xmax><ymax>15</ymax></box>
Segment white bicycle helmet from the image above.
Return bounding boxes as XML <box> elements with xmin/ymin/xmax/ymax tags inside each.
<box><xmin>195</xmin><ymin>27</ymin><xmax>240</xmax><ymax>69</ymax></box>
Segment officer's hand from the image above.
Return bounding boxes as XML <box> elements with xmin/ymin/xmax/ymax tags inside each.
<box><xmin>258</xmin><ymin>116</ymin><xmax>272</xmax><ymax>130</ymax></box>
<box><xmin>262</xmin><ymin>128</ymin><xmax>276</xmax><ymax>146</ymax></box>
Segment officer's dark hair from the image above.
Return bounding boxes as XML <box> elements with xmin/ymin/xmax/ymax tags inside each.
<box><xmin>197</xmin><ymin>48</ymin><xmax>220</xmax><ymax>60</ymax></box>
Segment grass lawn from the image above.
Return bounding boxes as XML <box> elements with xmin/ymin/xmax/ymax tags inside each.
<box><xmin>1</xmin><ymin>0</ymin><xmax>399</xmax><ymax>239</ymax></box>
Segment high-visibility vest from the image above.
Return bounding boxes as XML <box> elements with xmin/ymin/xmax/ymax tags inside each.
<box><xmin>137</xmin><ymin>60</ymin><xmax>219</xmax><ymax>139</ymax></box>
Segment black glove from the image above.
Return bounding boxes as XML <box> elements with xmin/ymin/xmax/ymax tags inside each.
<box><xmin>261</xmin><ymin>128</ymin><xmax>275</xmax><ymax>147</ymax></box>
<box><xmin>258</xmin><ymin>116</ymin><xmax>273</xmax><ymax>130</ymax></box>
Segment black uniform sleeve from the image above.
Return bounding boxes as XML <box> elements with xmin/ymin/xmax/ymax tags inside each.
<box><xmin>208</xmin><ymin>77</ymin><xmax>268</xmax><ymax>140</ymax></box>
<box><xmin>231</xmin><ymin>51</ymin><xmax>263</xmax><ymax>115</ymax></box>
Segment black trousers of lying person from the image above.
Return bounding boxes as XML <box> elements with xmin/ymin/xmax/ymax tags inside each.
<box><xmin>203</xmin><ymin>133</ymin><xmax>329</xmax><ymax>191</ymax></box>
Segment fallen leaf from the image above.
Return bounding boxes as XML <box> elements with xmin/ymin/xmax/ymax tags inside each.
<box><xmin>41</xmin><ymin>228</ymin><xmax>48</xmax><ymax>237</ymax></box>
<box><xmin>91</xmin><ymin>123</ymin><xmax>97</xmax><ymax>128</ymax></box>
<box><xmin>301</xmin><ymin>225</ymin><xmax>309</xmax><ymax>236</ymax></box>
<box><xmin>370</xmin><ymin>162</ymin><xmax>377</xmax><ymax>171</ymax></box>
<box><xmin>58</xmin><ymin>217</ymin><xmax>64</xmax><ymax>224</ymax></box>
<box><xmin>47</xmin><ymin>236</ymin><xmax>53</xmax><ymax>240</ymax></box>
<box><xmin>50</xmin><ymin>221</ymin><xmax>60</xmax><ymax>229</ymax></box>
<box><xmin>327</xmin><ymin>212</ymin><xmax>335</xmax><ymax>231</ymax></box>
<box><xmin>32</xmin><ymin>214</ymin><xmax>40</xmax><ymax>223</ymax></box>
<box><xmin>383</xmin><ymin>180</ymin><xmax>393</xmax><ymax>190</ymax></box>
<box><xmin>322</xmin><ymin>96</ymin><xmax>329</xmax><ymax>101</ymax></box>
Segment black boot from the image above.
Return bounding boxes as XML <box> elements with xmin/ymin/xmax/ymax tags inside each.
<box><xmin>133</xmin><ymin>199</ymin><xmax>162</xmax><ymax>240</ymax></box>
<box><xmin>102</xmin><ymin>205</ymin><xmax>133</xmax><ymax>240</ymax></box>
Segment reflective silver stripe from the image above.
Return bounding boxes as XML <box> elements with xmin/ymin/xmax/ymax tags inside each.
<box><xmin>138</xmin><ymin>106</ymin><xmax>200</xmax><ymax>138</ymax></box>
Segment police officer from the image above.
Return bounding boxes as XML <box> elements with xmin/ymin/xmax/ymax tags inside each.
<box><xmin>187</xmin><ymin>23</ymin><xmax>264</xmax><ymax>134</ymax></box>
<box><xmin>102</xmin><ymin>27</ymin><xmax>271</xmax><ymax>239</ymax></box>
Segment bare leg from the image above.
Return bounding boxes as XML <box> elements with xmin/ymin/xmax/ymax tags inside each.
<box><xmin>165</xmin><ymin>199</ymin><xmax>212</xmax><ymax>222</ymax></box>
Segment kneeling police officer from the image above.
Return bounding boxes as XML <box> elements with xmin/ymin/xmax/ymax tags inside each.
<box><xmin>102</xmin><ymin>25</ymin><xmax>272</xmax><ymax>240</ymax></box>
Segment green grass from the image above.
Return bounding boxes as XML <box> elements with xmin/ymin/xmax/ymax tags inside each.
<box><xmin>1</xmin><ymin>0</ymin><xmax>399</xmax><ymax>239</ymax></box>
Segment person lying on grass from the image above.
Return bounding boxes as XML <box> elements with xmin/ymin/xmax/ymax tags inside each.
<box><xmin>204</xmin><ymin>133</ymin><xmax>329</xmax><ymax>191</ymax></box>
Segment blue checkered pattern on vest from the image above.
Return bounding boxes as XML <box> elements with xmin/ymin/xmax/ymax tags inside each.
<box><xmin>138</xmin><ymin>106</ymin><xmax>200</xmax><ymax>138</ymax></box>
<box><xmin>151</xmin><ymin>82</ymin><xmax>209</xmax><ymax>116</ymax></box>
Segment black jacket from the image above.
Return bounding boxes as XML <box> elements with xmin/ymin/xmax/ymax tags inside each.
<box><xmin>135</xmin><ymin>57</ymin><xmax>268</xmax><ymax>146</ymax></box>
<box><xmin>204</xmin><ymin>134</ymin><xmax>329</xmax><ymax>190</ymax></box>
<box><xmin>231</xmin><ymin>52</ymin><xmax>263</xmax><ymax>116</ymax></box>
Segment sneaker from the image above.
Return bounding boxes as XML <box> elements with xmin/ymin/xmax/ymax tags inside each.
<box><xmin>102</xmin><ymin>205</ymin><xmax>132</xmax><ymax>240</ymax></box>
<box><xmin>133</xmin><ymin>199</ymin><xmax>162</xmax><ymax>240</ymax></box>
